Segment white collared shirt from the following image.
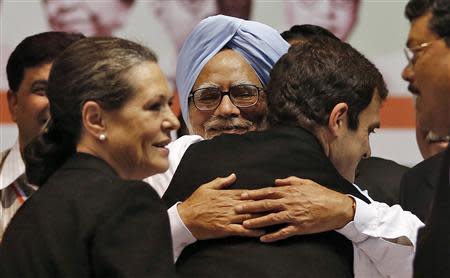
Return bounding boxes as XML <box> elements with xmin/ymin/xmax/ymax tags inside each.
<box><xmin>146</xmin><ymin>135</ymin><xmax>424</xmax><ymax>278</ymax></box>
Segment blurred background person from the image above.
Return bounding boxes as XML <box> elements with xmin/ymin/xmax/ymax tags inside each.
<box><xmin>152</xmin><ymin>0</ymin><xmax>253</xmax><ymax>57</ymax></box>
<box><xmin>216</xmin><ymin>0</ymin><xmax>252</xmax><ymax>19</ymax></box>
<box><xmin>42</xmin><ymin>0</ymin><xmax>135</xmax><ymax>36</ymax></box>
<box><xmin>151</xmin><ymin>0</ymin><xmax>216</xmax><ymax>91</ymax></box>
<box><xmin>0</xmin><ymin>37</ymin><xmax>179</xmax><ymax>277</ymax></box>
<box><xmin>283</xmin><ymin>0</ymin><xmax>360</xmax><ymax>41</ymax></box>
<box><xmin>152</xmin><ymin>0</ymin><xmax>216</xmax><ymax>56</ymax></box>
<box><xmin>1</xmin><ymin>31</ymin><xmax>84</xmax><ymax>241</ymax></box>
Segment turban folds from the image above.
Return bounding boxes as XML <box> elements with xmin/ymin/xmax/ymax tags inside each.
<box><xmin>176</xmin><ymin>15</ymin><xmax>289</xmax><ymax>125</ymax></box>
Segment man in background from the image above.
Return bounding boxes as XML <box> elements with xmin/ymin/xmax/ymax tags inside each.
<box><xmin>399</xmin><ymin>0</ymin><xmax>450</xmax><ymax>223</ymax></box>
<box><xmin>283</xmin><ymin>0</ymin><xmax>360</xmax><ymax>41</ymax></box>
<box><xmin>42</xmin><ymin>0</ymin><xmax>134</xmax><ymax>36</ymax></box>
<box><xmin>399</xmin><ymin>0</ymin><xmax>450</xmax><ymax>275</ymax></box>
<box><xmin>1</xmin><ymin>32</ymin><xmax>84</xmax><ymax>241</ymax></box>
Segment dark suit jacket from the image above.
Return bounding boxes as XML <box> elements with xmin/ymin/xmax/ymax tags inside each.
<box><xmin>164</xmin><ymin>126</ymin><xmax>370</xmax><ymax>278</ymax></box>
<box><xmin>399</xmin><ymin>152</ymin><xmax>445</xmax><ymax>222</ymax></box>
<box><xmin>0</xmin><ymin>153</ymin><xmax>175</xmax><ymax>278</ymax></box>
<box><xmin>355</xmin><ymin>157</ymin><xmax>409</xmax><ymax>206</ymax></box>
<box><xmin>413</xmin><ymin>147</ymin><xmax>450</xmax><ymax>277</ymax></box>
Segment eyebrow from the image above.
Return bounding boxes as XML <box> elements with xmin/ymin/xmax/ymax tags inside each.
<box><xmin>230</xmin><ymin>80</ymin><xmax>258</xmax><ymax>86</ymax></box>
<box><xmin>149</xmin><ymin>92</ymin><xmax>173</xmax><ymax>102</ymax></box>
<box><xmin>30</xmin><ymin>80</ymin><xmax>48</xmax><ymax>88</ymax></box>
<box><xmin>194</xmin><ymin>82</ymin><xmax>219</xmax><ymax>90</ymax></box>
<box><xmin>195</xmin><ymin>80</ymin><xmax>259</xmax><ymax>89</ymax></box>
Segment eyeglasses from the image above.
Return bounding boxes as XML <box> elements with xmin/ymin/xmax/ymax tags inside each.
<box><xmin>403</xmin><ymin>41</ymin><xmax>433</xmax><ymax>66</ymax></box>
<box><xmin>189</xmin><ymin>84</ymin><xmax>263</xmax><ymax>111</ymax></box>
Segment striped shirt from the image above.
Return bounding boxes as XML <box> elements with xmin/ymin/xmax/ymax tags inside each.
<box><xmin>0</xmin><ymin>141</ymin><xmax>37</xmax><ymax>242</ymax></box>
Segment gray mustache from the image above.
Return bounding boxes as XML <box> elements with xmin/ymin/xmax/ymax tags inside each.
<box><xmin>204</xmin><ymin>116</ymin><xmax>254</xmax><ymax>131</ymax></box>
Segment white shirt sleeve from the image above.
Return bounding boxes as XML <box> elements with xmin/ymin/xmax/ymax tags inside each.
<box><xmin>144</xmin><ymin>135</ymin><xmax>203</xmax><ymax>261</ymax></box>
<box><xmin>168</xmin><ymin>202</ymin><xmax>197</xmax><ymax>262</ymax></box>
<box><xmin>336</xmin><ymin>184</ymin><xmax>425</xmax><ymax>278</ymax></box>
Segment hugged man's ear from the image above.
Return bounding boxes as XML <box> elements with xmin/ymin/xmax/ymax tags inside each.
<box><xmin>315</xmin><ymin>102</ymin><xmax>349</xmax><ymax>157</ymax></box>
<box><xmin>328</xmin><ymin>103</ymin><xmax>349</xmax><ymax>137</ymax></box>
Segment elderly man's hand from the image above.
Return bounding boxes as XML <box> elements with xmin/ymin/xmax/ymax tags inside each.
<box><xmin>235</xmin><ymin>176</ymin><xmax>355</xmax><ymax>242</ymax></box>
<box><xmin>178</xmin><ymin>173</ymin><xmax>265</xmax><ymax>240</ymax></box>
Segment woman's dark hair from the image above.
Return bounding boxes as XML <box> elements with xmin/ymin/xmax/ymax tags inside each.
<box><xmin>267</xmin><ymin>36</ymin><xmax>387</xmax><ymax>132</ymax></box>
<box><xmin>24</xmin><ymin>37</ymin><xmax>157</xmax><ymax>186</ymax></box>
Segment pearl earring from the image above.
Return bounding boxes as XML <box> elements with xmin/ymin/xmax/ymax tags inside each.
<box><xmin>99</xmin><ymin>134</ymin><xmax>107</xmax><ymax>141</ymax></box>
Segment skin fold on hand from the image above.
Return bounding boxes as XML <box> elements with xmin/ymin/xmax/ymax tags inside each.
<box><xmin>177</xmin><ymin>173</ymin><xmax>265</xmax><ymax>240</ymax></box>
<box><xmin>235</xmin><ymin>176</ymin><xmax>355</xmax><ymax>242</ymax></box>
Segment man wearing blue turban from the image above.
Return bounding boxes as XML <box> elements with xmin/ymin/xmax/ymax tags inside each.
<box><xmin>176</xmin><ymin>14</ymin><xmax>289</xmax><ymax>132</ymax></box>
<box><xmin>146</xmin><ymin>15</ymin><xmax>421</xmax><ymax>277</ymax></box>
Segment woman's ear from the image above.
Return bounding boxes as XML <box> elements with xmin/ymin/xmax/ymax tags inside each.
<box><xmin>81</xmin><ymin>101</ymin><xmax>106</xmax><ymax>140</ymax></box>
<box><xmin>328</xmin><ymin>102</ymin><xmax>349</xmax><ymax>137</ymax></box>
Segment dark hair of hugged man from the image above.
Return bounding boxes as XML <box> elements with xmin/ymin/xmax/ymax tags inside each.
<box><xmin>279</xmin><ymin>25</ymin><xmax>409</xmax><ymax>206</ymax></box>
<box><xmin>281</xmin><ymin>24</ymin><xmax>339</xmax><ymax>44</ymax></box>
<box><xmin>267</xmin><ymin>36</ymin><xmax>388</xmax><ymax>132</ymax></box>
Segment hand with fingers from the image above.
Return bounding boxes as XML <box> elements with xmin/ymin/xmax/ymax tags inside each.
<box><xmin>177</xmin><ymin>173</ymin><xmax>265</xmax><ymax>240</ymax></box>
<box><xmin>235</xmin><ymin>176</ymin><xmax>355</xmax><ymax>242</ymax></box>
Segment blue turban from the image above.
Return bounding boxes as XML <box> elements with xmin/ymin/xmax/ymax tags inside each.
<box><xmin>176</xmin><ymin>15</ymin><xmax>289</xmax><ymax>126</ymax></box>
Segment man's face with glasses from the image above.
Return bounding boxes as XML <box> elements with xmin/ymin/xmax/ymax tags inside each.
<box><xmin>402</xmin><ymin>11</ymin><xmax>450</xmax><ymax>140</ymax></box>
<box><xmin>188</xmin><ymin>49</ymin><xmax>267</xmax><ymax>139</ymax></box>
